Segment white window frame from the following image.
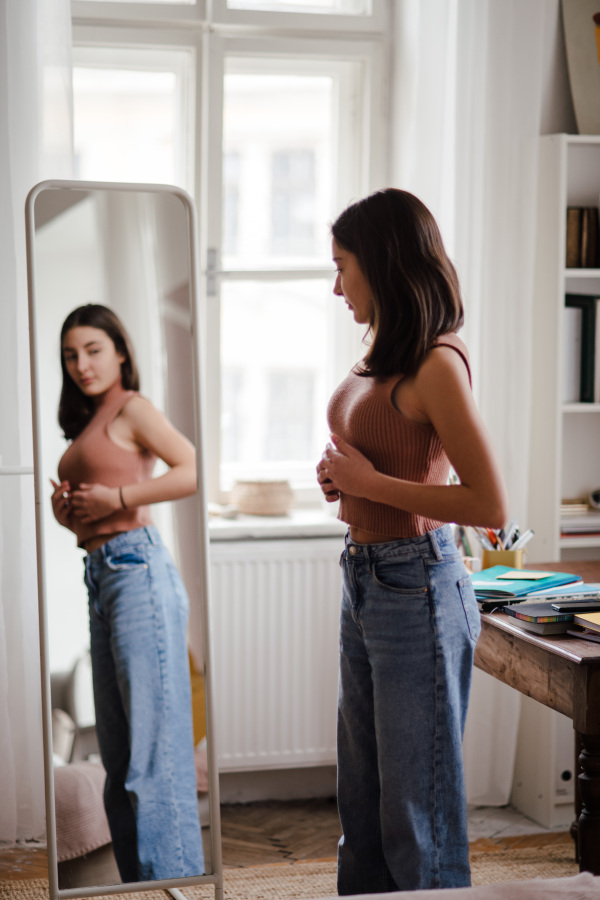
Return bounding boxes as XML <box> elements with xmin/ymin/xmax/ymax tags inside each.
<box><xmin>72</xmin><ymin>0</ymin><xmax>384</xmax><ymax>31</ymax></box>
<box><xmin>70</xmin><ymin>1</ymin><xmax>390</xmax><ymax>508</ymax></box>
<box><xmin>211</xmin><ymin>0</ymin><xmax>385</xmax><ymax>32</ymax></box>
<box><xmin>72</xmin><ymin>2</ymin><xmax>207</xmax><ymax>24</ymax></box>
<box><xmin>203</xmin><ymin>34</ymin><xmax>387</xmax><ymax>503</ymax></box>
<box><xmin>71</xmin><ymin>36</ymin><xmax>199</xmax><ymax>193</ymax></box>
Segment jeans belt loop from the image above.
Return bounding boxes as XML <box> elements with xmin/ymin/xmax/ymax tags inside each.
<box><xmin>428</xmin><ymin>529</ymin><xmax>443</xmax><ymax>561</ymax></box>
<box><xmin>145</xmin><ymin>526</ymin><xmax>156</xmax><ymax>545</ymax></box>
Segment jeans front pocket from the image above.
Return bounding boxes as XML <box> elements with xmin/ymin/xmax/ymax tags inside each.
<box><xmin>105</xmin><ymin>545</ymin><xmax>149</xmax><ymax>572</ymax></box>
<box><xmin>458</xmin><ymin>574</ymin><xmax>481</xmax><ymax>642</ymax></box>
<box><xmin>371</xmin><ymin>557</ymin><xmax>429</xmax><ymax>596</ymax></box>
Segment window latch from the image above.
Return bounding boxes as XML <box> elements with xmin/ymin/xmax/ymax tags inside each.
<box><xmin>206</xmin><ymin>247</ymin><xmax>218</xmax><ymax>297</ymax></box>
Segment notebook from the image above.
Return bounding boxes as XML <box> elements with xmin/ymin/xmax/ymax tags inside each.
<box><xmin>573</xmin><ymin>611</ymin><xmax>600</xmax><ymax>634</ymax></box>
<box><xmin>505</xmin><ymin>602</ymin><xmax>574</xmax><ymax>624</ymax></box>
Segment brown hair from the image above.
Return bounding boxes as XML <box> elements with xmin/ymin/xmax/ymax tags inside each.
<box><xmin>58</xmin><ymin>304</ymin><xmax>140</xmax><ymax>440</ymax></box>
<box><xmin>331</xmin><ymin>188</ymin><xmax>464</xmax><ymax>378</ymax></box>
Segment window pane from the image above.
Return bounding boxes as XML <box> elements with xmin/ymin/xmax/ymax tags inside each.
<box><xmin>222</xmin><ymin>69</ymin><xmax>335</xmax><ymax>269</ymax></box>
<box><xmin>220</xmin><ymin>279</ymin><xmax>332</xmax><ymax>488</ymax></box>
<box><xmin>73</xmin><ymin>51</ymin><xmax>191</xmax><ymax>186</ymax></box>
<box><xmin>226</xmin><ymin>0</ymin><xmax>367</xmax><ymax>12</ymax></box>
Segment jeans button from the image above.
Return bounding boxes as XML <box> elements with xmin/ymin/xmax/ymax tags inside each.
<box><xmin>349</xmin><ymin>545</ymin><xmax>357</xmax><ymax>556</ymax></box>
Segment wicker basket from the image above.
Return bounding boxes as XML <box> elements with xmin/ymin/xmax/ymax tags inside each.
<box><xmin>231</xmin><ymin>480</ymin><xmax>294</xmax><ymax>516</ymax></box>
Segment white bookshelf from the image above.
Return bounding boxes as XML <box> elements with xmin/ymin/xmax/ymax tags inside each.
<box><xmin>527</xmin><ymin>134</ymin><xmax>600</xmax><ymax>564</ymax></box>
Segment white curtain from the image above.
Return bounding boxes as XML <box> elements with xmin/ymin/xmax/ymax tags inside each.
<box><xmin>0</xmin><ymin>0</ymin><xmax>72</xmax><ymax>842</ymax></box>
<box><xmin>391</xmin><ymin>0</ymin><xmax>554</xmax><ymax>804</ymax></box>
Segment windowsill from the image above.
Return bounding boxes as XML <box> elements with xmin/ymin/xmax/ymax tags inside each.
<box><xmin>208</xmin><ymin>506</ymin><xmax>347</xmax><ymax>542</ymax></box>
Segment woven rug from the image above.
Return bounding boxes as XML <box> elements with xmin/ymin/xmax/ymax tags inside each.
<box><xmin>0</xmin><ymin>845</ymin><xmax>581</xmax><ymax>900</ymax></box>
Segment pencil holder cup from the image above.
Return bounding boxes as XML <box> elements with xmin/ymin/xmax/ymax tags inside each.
<box><xmin>481</xmin><ymin>549</ymin><xmax>524</xmax><ymax>570</ymax></box>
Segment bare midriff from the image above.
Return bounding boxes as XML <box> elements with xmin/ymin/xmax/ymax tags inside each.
<box><xmin>349</xmin><ymin>526</ymin><xmax>411</xmax><ymax>545</ymax></box>
<box><xmin>84</xmin><ymin>532</ymin><xmax>126</xmax><ymax>553</ymax></box>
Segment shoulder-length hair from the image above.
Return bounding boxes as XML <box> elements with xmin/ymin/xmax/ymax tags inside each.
<box><xmin>331</xmin><ymin>188</ymin><xmax>464</xmax><ymax>378</ymax></box>
<box><xmin>58</xmin><ymin>304</ymin><xmax>140</xmax><ymax>440</ymax></box>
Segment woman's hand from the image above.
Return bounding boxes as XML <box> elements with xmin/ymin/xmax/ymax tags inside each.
<box><xmin>50</xmin><ymin>479</ymin><xmax>75</xmax><ymax>529</ymax></box>
<box><xmin>317</xmin><ymin>435</ymin><xmax>377</xmax><ymax>500</ymax></box>
<box><xmin>69</xmin><ymin>483</ymin><xmax>120</xmax><ymax>524</ymax></box>
<box><xmin>316</xmin><ymin>450</ymin><xmax>340</xmax><ymax>502</ymax></box>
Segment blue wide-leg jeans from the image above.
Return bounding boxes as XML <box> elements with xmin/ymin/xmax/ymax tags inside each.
<box><xmin>84</xmin><ymin>526</ymin><xmax>204</xmax><ymax>883</ymax></box>
<box><xmin>337</xmin><ymin>525</ymin><xmax>480</xmax><ymax>894</ymax></box>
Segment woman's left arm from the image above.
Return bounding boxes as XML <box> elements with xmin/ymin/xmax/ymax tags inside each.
<box><xmin>321</xmin><ymin>347</ymin><xmax>509</xmax><ymax>529</ymax></box>
<box><xmin>69</xmin><ymin>397</ymin><xmax>196</xmax><ymax>523</ymax></box>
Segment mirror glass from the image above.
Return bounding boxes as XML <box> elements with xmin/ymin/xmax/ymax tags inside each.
<box><xmin>26</xmin><ymin>181</ymin><xmax>219</xmax><ymax>895</ymax></box>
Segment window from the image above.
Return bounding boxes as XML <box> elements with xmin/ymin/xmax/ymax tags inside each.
<box><xmin>71</xmin><ymin>44</ymin><xmax>195</xmax><ymax>189</ymax></box>
<box><xmin>71</xmin><ymin>1</ymin><xmax>388</xmax><ymax>505</ymax></box>
<box><xmin>271</xmin><ymin>150</ymin><xmax>317</xmax><ymax>256</ymax></box>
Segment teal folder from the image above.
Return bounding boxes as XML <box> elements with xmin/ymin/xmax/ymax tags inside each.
<box><xmin>470</xmin><ymin>566</ymin><xmax>581</xmax><ymax>603</ymax></box>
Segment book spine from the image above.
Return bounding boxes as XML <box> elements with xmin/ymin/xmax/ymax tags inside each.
<box><xmin>566</xmin><ymin>207</ymin><xmax>582</xmax><ymax>267</ymax></box>
<box><xmin>584</xmin><ymin>207</ymin><xmax>600</xmax><ymax>267</ymax></box>
<box><xmin>566</xmin><ymin>294</ymin><xmax>596</xmax><ymax>402</ymax></box>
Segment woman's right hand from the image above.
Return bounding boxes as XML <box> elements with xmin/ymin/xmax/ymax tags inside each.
<box><xmin>50</xmin><ymin>479</ymin><xmax>74</xmax><ymax>529</ymax></box>
<box><xmin>316</xmin><ymin>448</ymin><xmax>340</xmax><ymax>502</ymax></box>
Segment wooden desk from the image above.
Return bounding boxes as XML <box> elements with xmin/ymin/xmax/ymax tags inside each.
<box><xmin>474</xmin><ymin>560</ymin><xmax>600</xmax><ymax>874</ymax></box>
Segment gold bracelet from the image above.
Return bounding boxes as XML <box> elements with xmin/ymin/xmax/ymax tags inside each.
<box><xmin>119</xmin><ymin>486</ymin><xmax>127</xmax><ymax>509</ymax></box>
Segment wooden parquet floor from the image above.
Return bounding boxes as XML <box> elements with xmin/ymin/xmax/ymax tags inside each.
<box><xmin>220</xmin><ymin>797</ymin><xmax>340</xmax><ymax>867</ymax></box>
<box><xmin>0</xmin><ymin>798</ymin><xmax>573</xmax><ymax>881</ymax></box>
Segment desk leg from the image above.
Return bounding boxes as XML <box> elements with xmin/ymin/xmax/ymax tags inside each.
<box><xmin>577</xmin><ymin>733</ymin><xmax>600</xmax><ymax>874</ymax></box>
<box><xmin>570</xmin><ymin>731</ymin><xmax>582</xmax><ymax>862</ymax></box>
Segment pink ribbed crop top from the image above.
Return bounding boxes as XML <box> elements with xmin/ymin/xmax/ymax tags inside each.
<box><xmin>58</xmin><ymin>381</ymin><xmax>156</xmax><ymax>548</ymax></box>
<box><xmin>326</xmin><ymin>333</ymin><xmax>471</xmax><ymax>537</ymax></box>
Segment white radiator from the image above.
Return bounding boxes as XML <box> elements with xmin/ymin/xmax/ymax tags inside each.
<box><xmin>208</xmin><ymin>537</ymin><xmax>342</xmax><ymax>771</ymax></box>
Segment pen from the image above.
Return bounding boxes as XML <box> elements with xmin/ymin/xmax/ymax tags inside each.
<box><xmin>486</xmin><ymin>527</ymin><xmax>504</xmax><ymax>551</ymax></box>
<box><xmin>474</xmin><ymin>527</ymin><xmax>495</xmax><ymax>551</ymax></box>
<box><xmin>511</xmin><ymin>529</ymin><xmax>534</xmax><ymax>551</ymax></box>
<box><xmin>502</xmin><ymin>520</ymin><xmax>519</xmax><ymax>549</ymax></box>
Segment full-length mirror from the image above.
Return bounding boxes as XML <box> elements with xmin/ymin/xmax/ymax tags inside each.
<box><xmin>25</xmin><ymin>180</ymin><xmax>222</xmax><ymax>899</ymax></box>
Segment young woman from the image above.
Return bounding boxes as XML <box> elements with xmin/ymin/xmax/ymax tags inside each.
<box><xmin>50</xmin><ymin>304</ymin><xmax>204</xmax><ymax>883</ymax></box>
<box><xmin>316</xmin><ymin>189</ymin><xmax>508</xmax><ymax>894</ymax></box>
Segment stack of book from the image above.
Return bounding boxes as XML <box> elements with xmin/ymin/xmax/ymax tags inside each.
<box><xmin>470</xmin><ymin>565</ymin><xmax>583</xmax><ymax>611</ymax></box>
<box><xmin>570</xmin><ymin>611</ymin><xmax>600</xmax><ymax>643</ymax></box>
<box><xmin>560</xmin><ymin>499</ymin><xmax>600</xmax><ymax>537</ymax></box>
<box><xmin>471</xmin><ymin>565</ymin><xmax>600</xmax><ymax>636</ymax></box>
<box><xmin>566</xmin><ymin>206</ymin><xmax>600</xmax><ymax>268</ymax></box>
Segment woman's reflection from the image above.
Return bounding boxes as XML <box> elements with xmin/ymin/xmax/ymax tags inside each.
<box><xmin>49</xmin><ymin>303</ymin><xmax>204</xmax><ymax>882</ymax></box>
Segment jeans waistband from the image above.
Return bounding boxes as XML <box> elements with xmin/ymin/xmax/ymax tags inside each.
<box><xmin>343</xmin><ymin>524</ymin><xmax>454</xmax><ymax>563</ymax></box>
<box><xmin>85</xmin><ymin>525</ymin><xmax>160</xmax><ymax>563</ymax></box>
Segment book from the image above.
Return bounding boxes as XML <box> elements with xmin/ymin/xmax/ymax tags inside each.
<box><xmin>565</xmin><ymin>207</ymin><xmax>600</xmax><ymax>268</ymax></box>
<box><xmin>560</xmin><ymin>511</ymin><xmax>600</xmax><ymax>534</ymax></box>
<box><xmin>574</xmin><ymin>611</ymin><xmax>600</xmax><ymax>634</ymax></box>
<box><xmin>595</xmin><ymin>298</ymin><xmax>600</xmax><ymax>402</ymax></box>
<box><xmin>561</xmin><ymin>499</ymin><xmax>589</xmax><ymax>515</ymax></box>
<box><xmin>471</xmin><ymin>566</ymin><xmax>581</xmax><ymax>602</ymax></box>
<box><xmin>563</xmin><ymin>307</ymin><xmax>582</xmax><ymax>403</ymax></box>
<box><xmin>566</xmin><ymin>294</ymin><xmax>596</xmax><ymax>402</ymax></box>
<box><xmin>506</xmin><ymin>618</ymin><xmax>571</xmax><ymax>635</ymax></box>
<box><xmin>505</xmin><ymin>602</ymin><xmax>573</xmax><ymax>624</ymax></box>
<box><xmin>581</xmin><ymin>207</ymin><xmax>600</xmax><ymax>268</ymax></box>
<box><xmin>567</xmin><ymin>627</ymin><xmax>600</xmax><ymax>644</ymax></box>
<box><xmin>566</xmin><ymin>207</ymin><xmax>582</xmax><ymax>267</ymax></box>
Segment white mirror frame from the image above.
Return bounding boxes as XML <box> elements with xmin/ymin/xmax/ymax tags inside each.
<box><xmin>25</xmin><ymin>179</ymin><xmax>223</xmax><ymax>900</ymax></box>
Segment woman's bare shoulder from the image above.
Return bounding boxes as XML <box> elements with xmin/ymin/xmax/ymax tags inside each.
<box><xmin>418</xmin><ymin>342</ymin><xmax>470</xmax><ymax>385</ymax></box>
